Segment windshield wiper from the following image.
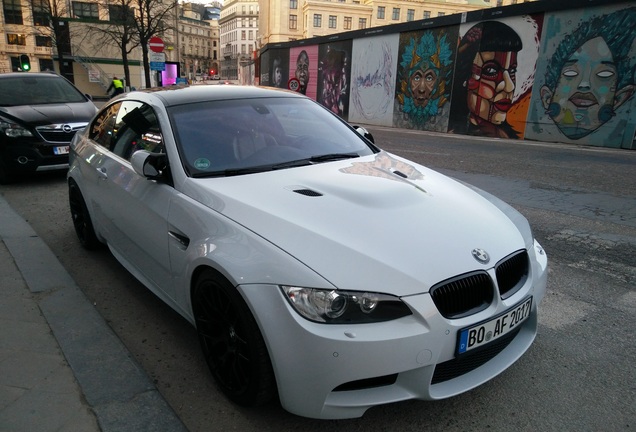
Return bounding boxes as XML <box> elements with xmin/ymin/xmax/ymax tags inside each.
<box><xmin>192</xmin><ymin>165</ymin><xmax>273</xmax><ymax>178</ymax></box>
<box><xmin>309</xmin><ymin>153</ymin><xmax>359</xmax><ymax>162</ymax></box>
<box><xmin>193</xmin><ymin>153</ymin><xmax>361</xmax><ymax>177</ymax></box>
<box><xmin>271</xmin><ymin>153</ymin><xmax>359</xmax><ymax>170</ymax></box>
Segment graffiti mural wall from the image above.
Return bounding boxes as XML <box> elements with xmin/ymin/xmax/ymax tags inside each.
<box><xmin>394</xmin><ymin>27</ymin><xmax>457</xmax><ymax>132</ymax></box>
<box><xmin>448</xmin><ymin>16</ymin><xmax>542</xmax><ymax>139</ymax></box>
<box><xmin>348</xmin><ymin>35</ymin><xmax>399</xmax><ymax>127</ymax></box>
<box><xmin>289</xmin><ymin>46</ymin><xmax>319</xmax><ymax>99</ymax></box>
<box><xmin>316</xmin><ymin>41</ymin><xmax>353</xmax><ymax>118</ymax></box>
<box><xmin>526</xmin><ymin>5</ymin><xmax>636</xmax><ymax>148</ymax></box>
<box><xmin>258</xmin><ymin>0</ymin><xmax>636</xmax><ymax>149</ymax></box>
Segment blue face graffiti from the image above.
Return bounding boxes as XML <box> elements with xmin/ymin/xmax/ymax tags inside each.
<box><xmin>396</xmin><ymin>31</ymin><xmax>453</xmax><ymax>127</ymax></box>
<box><xmin>540</xmin><ymin>8</ymin><xmax>636</xmax><ymax>139</ymax></box>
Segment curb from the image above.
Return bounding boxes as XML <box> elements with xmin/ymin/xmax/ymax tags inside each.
<box><xmin>0</xmin><ymin>195</ymin><xmax>188</xmax><ymax>432</ymax></box>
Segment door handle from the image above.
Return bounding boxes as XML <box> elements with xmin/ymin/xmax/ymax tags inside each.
<box><xmin>96</xmin><ymin>167</ymin><xmax>108</xmax><ymax>180</ymax></box>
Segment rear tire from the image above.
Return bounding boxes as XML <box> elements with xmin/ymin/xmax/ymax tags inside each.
<box><xmin>68</xmin><ymin>180</ymin><xmax>100</xmax><ymax>249</ymax></box>
<box><xmin>192</xmin><ymin>269</ymin><xmax>276</xmax><ymax>406</ymax></box>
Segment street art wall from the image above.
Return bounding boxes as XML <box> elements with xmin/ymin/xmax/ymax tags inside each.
<box><xmin>259</xmin><ymin>0</ymin><xmax>636</xmax><ymax>149</ymax></box>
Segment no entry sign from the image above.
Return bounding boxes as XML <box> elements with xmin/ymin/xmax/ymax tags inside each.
<box><xmin>149</xmin><ymin>36</ymin><xmax>164</xmax><ymax>53</ymax></box>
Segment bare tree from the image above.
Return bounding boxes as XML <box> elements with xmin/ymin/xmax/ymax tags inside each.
<box><xmin>131</xmin><ymin>0</ymin><xmax>178</xmax><ymax>88</ymax></box>
<box><xmin>85</xmin><ymin>0</ymin><xmax>140</xmax><ymax>89</ymax></box>
<box><xmin>27</xmin><ymin>0</ymin><xmax>73</xmax><ymax>80</ymax></box>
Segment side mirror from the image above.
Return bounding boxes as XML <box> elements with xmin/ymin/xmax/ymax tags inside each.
<box><xmin>353</xmin><ymin>126</ymin><xmax>374</xmax><ymax>144</ymax></box>
<box><xmin>131</xmin><ymin>150</ymin><xmax>167</xmax><ymax>180</ymax></box>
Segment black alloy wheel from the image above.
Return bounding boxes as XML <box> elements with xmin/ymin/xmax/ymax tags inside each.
<box><xmin>68</xmin><ymin>180</ymin><xmax>99</xmax><ymax>249</ymax></box>
<box><xmin>193</xmin><ymin>269</ymin><xmax>276</xmax><ymax>407</ymax></box>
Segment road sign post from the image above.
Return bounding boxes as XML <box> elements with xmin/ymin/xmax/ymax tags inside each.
<box><xmin>149</xmin><ymin>37</ymin><xmax>165</xmax><ymax>53</ymax></box>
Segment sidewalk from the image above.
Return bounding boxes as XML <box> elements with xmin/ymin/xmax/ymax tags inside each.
<box><xmin>0</xmin><ymin>195</ymin><xmax>187</xmax><ymax>432</ymax></box>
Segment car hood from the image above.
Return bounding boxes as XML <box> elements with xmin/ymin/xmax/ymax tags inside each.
<box><xmin>185</xmin><ymin>152</ymin><xmax>526</xmax><ymax>296</ymax></box>
<box><xmin>0</xmin><ymin>103</ymin><xmax>97</xmax><ymax>126</ymax></box>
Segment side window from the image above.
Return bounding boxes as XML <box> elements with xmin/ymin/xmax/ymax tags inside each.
<box><xmin>110</xmin><ymin>101</ymin><xmax>164</xmax><ymax>161</ymax></box>
<box><xmin>89</xmin><ymin>102</ymin><xmax>122</xmax><ymax>150</ymax></box>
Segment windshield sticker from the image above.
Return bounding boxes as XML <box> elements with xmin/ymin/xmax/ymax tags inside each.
<box><xmin>194</xmin><ymin>158</ymin><xmax>211</xmax><ymax>170</ymax></box>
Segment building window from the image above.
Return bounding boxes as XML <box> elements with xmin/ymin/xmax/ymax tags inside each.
<box><xmin>344</xmin><ymin>16</ymin><xmax>352</xmax><ymax>30</ymax></box>
<box><xmin>39</xmin><ymin>58</ymin><xmax>54</xmax><ymax>71</ymax></box>
<box><xmin>329</xmin><ymin>15</ymin><xmax>337</xmax><ymax>29</ymax></box>
<box><xmin>73</xmin><ymin>2</ymin><xmax>99</xmax><ymax>19</ymax></box>
<box><xmin>32</xmin><ymin>0</ymin><xmax>49</xmax><ymax>26</ymax></box>
<box><xmin>392</xmin><ymin>8</ymin><xmax>400</xmax><ymax>20</ymax></box>
<box><xmin>108</xmin><ymin>5</ymin><xmax>133</xmax><ymax>23</ymax></box>
<box><xmin>290</xmin><ymin>0</ymin><xmax>297</xmax><ymax>9</ymax></box>
<box><xmin>249</xmin><ymin>30</ymin><xmax>253</xmax><ymax>39</ymax></box>
<box><xmin>3</xmin><ymin>0</ymin><xmax>24</xmax><ymax>24</ymax></box>
<box><xmin>423</xmin><ymin>10</ymin><xmax>431</xmax><ymax>19</ymax></box>
<box><xmin>241</xmin><ymin>30</ymin><xmax>246</xmax><ymax>40</ymax></box>
<box><xmin>377</xmin><ymin>6</ymin><xmax>385</xmax><ymax>19</ymax></box>
<box><xmin>289</xmin><ymin>14</ymin><xmax>297</xmax><ymax>29</ymax></box>
<box><xmin>313</xmin><ymin>14</ymin><xmax>321</xmax><ymax>27</ymax></box>
<box><xmin>358</xmin><ymin>18</ymin><xmax>366</xmax><ymax>29</ymax></box>
<box><xmin>35</xmin><ymin>35</ymin><xmax>52</xmax><ymax>47</ymax></box>
<box><xmin>7</xmin><ymin>33</ymin><xmax>27</xmax><ymax>45</ymax></box>
<box><xmin>407</xmin><ymin>9</ymin><xmax>415</xmax><ymax>21</ymax></box>
<box><xmin>497</xmin><ymin>0</ymin><xmax>503</xmax><ymax>5</ymax></box>
<box><xmin>438</xmin><ymin>12</ymin><xmax>445</xmax><ymax>17</ymax></box>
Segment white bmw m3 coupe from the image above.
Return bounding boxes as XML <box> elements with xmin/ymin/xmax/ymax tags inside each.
<box><xmin>68</xmin><ymin>85</ymin><xmax>547</xmax><ymax>419</ymax></box>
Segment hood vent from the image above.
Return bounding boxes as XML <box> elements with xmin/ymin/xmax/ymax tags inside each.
<box><xmin>293</xmin><ymin>188</ymin><xmax>323</xmax><ymax>197</ymax></box>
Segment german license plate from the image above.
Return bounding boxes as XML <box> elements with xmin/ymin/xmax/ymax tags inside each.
<box><xmin>457</xmin><ymin>297</ymin><xmax>532</xmax><ymax>355</ymax></box>
<box><xmin>53</xmin><ymin>146</ymin><xmax>69</xmax><ymax>155</ymax></box>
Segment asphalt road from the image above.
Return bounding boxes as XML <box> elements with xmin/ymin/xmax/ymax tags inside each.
<box><xmin>1</xmin><ymin>129</ymin><xmax>634</xmax><ymax>431</ymax></box>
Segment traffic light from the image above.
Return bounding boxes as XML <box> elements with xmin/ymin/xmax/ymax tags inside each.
<box><xmin>210</xmin><ymin>69</ymin><xmax>215</xmax><ymax>75</ymax></box>
<box><xmin>19</xmin><ymin>54</ymin><xmax>31</xmax><ymax>72</ymax></box>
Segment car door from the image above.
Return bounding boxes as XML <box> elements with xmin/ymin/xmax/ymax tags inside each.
<box><xmin>87</xmin><ymin>100</ymin><xmax>177</xmax><ymax>300</ymax></box>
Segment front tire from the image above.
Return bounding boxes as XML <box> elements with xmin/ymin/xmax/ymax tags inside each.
<box><xmin>68</xmin><ymin>179</ymin><xmax>99</xmax><ymax>249</ymax></box>
<box><xmin>192</xmin><ymin>269</ymin><xmax>276</xmax><ymax>406</ymax></box>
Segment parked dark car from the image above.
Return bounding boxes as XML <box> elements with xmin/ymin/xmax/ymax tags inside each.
<box><xmin>0</xmin><ymin>72</ymin><xmax>97</xmax><ymax>183</ymax></box>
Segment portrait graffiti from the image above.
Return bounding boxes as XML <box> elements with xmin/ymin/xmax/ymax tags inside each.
<box><xmin>449</xmin><ymin>21</ymin><xmax>524</xmax><ymax>139</ymax></box>
<box><xmin>394</xmin><ymin>29</ymin><xmax>455</xmax><ymax>131</ymax></box>
<box><xmin>317</xmin><ymin>42</ymin><xmax>352</xmax><ymax>118</ymax></box>
<box><xmin>349</xmin><ymin>35</ymin><xmax>399</xmax><ymax>126</ymax></box>
<box><xmin>290</xmin><ymin>46</ymin><xmax>318</xmax><ymax>99</ymax></box>
<box><xmin>539</xmin><ymin>8</ymin><xmax>636</xmax><ymax>140</ymax></box>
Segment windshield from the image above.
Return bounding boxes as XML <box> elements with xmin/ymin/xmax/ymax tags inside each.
<box><xmin>0</xmin><ymin>75</ymin><xmax>88</xmax><ymax>106</ymax></box>
<box><xmin>169</xmin><ymin>97</ymin><xmax>377</xmax><ymax>177</ymax></box>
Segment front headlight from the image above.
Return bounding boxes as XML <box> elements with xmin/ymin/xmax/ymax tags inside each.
<box><xmin>0</xmin><ymin>117</ymin><xmax>33</xmax><ymax>138</ymax></box>
<box><xmin>281</xmin><ymin>286</ymin><xmax>412</xmax><ymax>324</ymax></box>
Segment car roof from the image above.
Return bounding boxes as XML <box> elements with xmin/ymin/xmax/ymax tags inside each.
<box><xmin>0</xmin><ymin>72</ymin><xmax>65</xmax><ymax>79</ymax></box>
<box><xmin>125</xmin><ymin>85</ymin><xmax>305</xmax><ymax>107</ymax></box>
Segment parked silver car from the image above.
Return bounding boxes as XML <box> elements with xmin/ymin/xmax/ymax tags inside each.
<box><xmin>68</xmin><ymin>85</ymin><xmax>547</xmax><ymax>419</ymax></box>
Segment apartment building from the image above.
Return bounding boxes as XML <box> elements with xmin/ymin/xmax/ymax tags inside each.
<box><xmin>0</xmin><ymin>0</ymin><xmax>55</xmax><ymax>74</ymax></box>
<box><xmin>257</xmin><ymin>0</ymin><xmax>532</xmax><ymax>45</ymax></box>
<box><xmin>0</xmin><ymin>0</ymin><xmax>220</xmax><ymax>95</ymax></box>
<box><xmin>220</xmin><ymin>0</ymin><xmax>259</xmax><ymax>80</ymax></box>
<box><xmin>179</xmin><ymin>2</ymin><xmax>221</xmax><ymax>80</ymax></box>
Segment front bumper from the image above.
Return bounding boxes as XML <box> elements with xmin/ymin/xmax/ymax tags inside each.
<box><xmin>239</xmin><ymin>240</ymin><xmax>548</xmax><ymax>419</ymax></box>
<box><xmin>1</xmin><ymin>138</ymin><xmax>70</xmax><ymax>173</ymax></box>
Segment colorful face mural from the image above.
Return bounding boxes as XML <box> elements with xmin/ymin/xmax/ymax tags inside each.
<box><xmin>449</xmin><ymin>21</ymin><xmax>524</xmax><ymax>138</ymax></box>
<box><xmin>349</xmin><ymin>35</ymin><xmax>399</xmax><ymax>126</ymax></box>
<box><xmin>539</xmin><ymin>8</ymin><xmax>636</xmax><ymax>140</ymax></box>
<box><xmin>317</xmin><ymin>42</ymin><xmax>352</xmax><ymax>118</ymax></box>
<box><xmin>395</xmin><ymin>29</ymin><xmax>455</xmax><ymax>131</ymax></box>
<box><xmin>467</xmin><ymin>50</ymin><xmax>518</xmax><ymax>126</ymax></box>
